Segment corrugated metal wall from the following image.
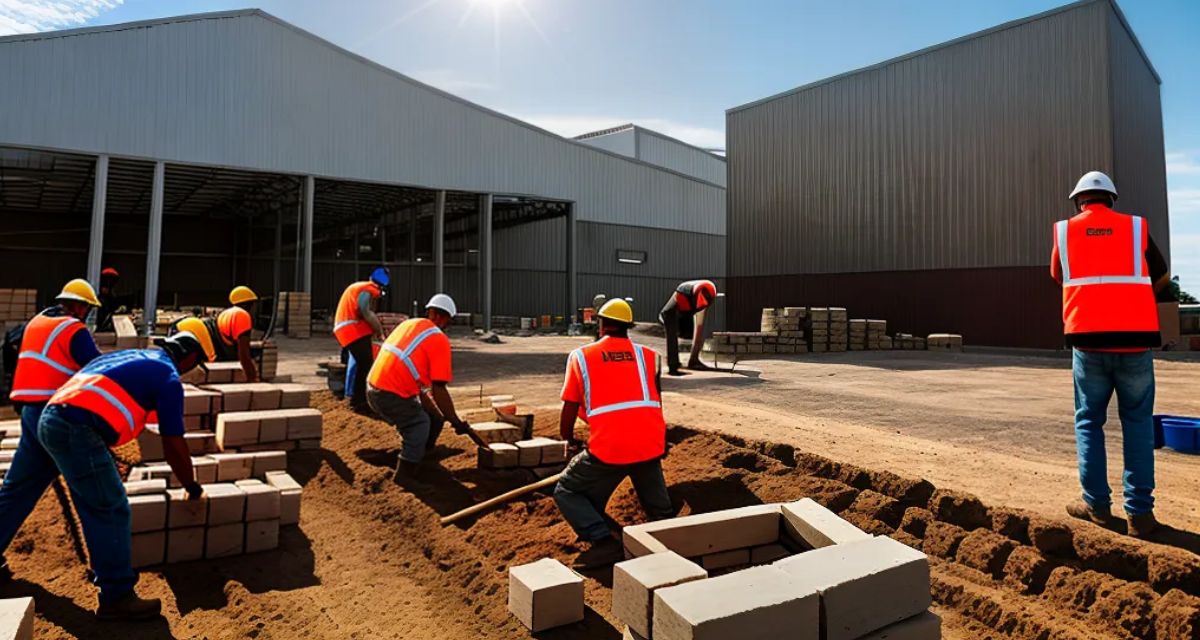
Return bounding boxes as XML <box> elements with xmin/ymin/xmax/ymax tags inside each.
<box><xmin>636</xmin><ymin>129</ymin><xmax>727</xmax><ymax>187</ymax></box>
<box><xmin>575</xmin><ymin>129</ymin><xmax>637</xmax><ymax>158</ymax></box>
<box><xmin>0</xmin><ymin>11</ymin><xmax>724</xmax><ymax>236</ymax></box>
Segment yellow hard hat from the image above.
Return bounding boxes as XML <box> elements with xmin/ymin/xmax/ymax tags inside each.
<box><xmin>229</xmin><ymin>286</ymin><xmax>258</xmax><ymax>305</ymax></box>
<box><xmin>57</xmin><ymin>279</ymin><xmax>101</xmax><ymax>307</ymax></box>
<box><xmin>597</xmin><ymin>298</ymin><xmax>634</xmax><ymax>324</ymax></box>
<box><xmin>174</xmin><ymin>317</ymin><xmax>217</xmax><ymax>362</ymax></box>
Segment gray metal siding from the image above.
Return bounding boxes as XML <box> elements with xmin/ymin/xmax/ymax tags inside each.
<box><xmin>576</xmin><ymin>129</ymin><xmax>637</xmax><ymax>158</ymax></box>
<box><xmin>636</xmin><ymin>129</ymin><xmax>727</xmax><ymax>187</ymax></box>
<box><xmin>727</xmin><ymin>1</ymin><xmax>1113</xmax><ymax>277</ymax></box>
<box><xmin>0</xmin><ymin>12</ymin><xmax>724</xmax><ymax>236</ymax></box>
<box><xmin>1107</xmin><ymin>5</ymin><xmax>1170</xmax><ymax>261</ymax></box>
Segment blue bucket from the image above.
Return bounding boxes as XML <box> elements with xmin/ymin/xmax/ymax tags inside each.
<box><xmin>1160</xmin><ymin>417</ymin><xmax>1200</xmax><ymax>454</ymax></box>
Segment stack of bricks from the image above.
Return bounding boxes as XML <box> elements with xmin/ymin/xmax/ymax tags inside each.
<box><xmin>182</xmin><ymin>361</ymin><xmax>249</xmax><ymax>385</ymax></box>
<box><xmin>376</xmin><ymin>312</ymin><xmax>409</xmax><ymax>336</ymax></box>
<box><xmin>616</xmin><ymin>498</ymin><xmax>938</xmax><ymax>640</ymax></box>
<box><xmin>848</xmin><ymin>319</ymin><xmax>868</xmax><ymax>350</ymax></box>
<box><xmin>760</xmin><ymin>307</ymin><xmax>807</xmax><ymax>343</ymax></box>
<box><xmin>201</xmin><ymin>382</ymin><xmax>321</xmax><ymax>451</ymax></box>
<box><xmin>807</xmin><ymin>308</ymin><xmax>829</xmax><ymax>353</ymax></box>
<box><xmin>127</xmin><ymin>471</ymin><xmax>302</xmax><ymax>568</ymax></box>
<box><xmin>477</xmin><ymin>428</ymin><xmax>569</xmax><ymax>469</ymax></box>
<box><xmin>129</xmin><ymin>450</ymin><xmax>288</xmax><ymax>485</ymax></box>
<box><xmin>893</xmin><ymin>334</ymin><xmax>927</xmax><ymax>350</ymax></box>
<box><xmin>868</xmin><ymin>320</ymin><xmax>888</xmax><ymax>350</ymax></box>
<box><xmin>0</xmin><ymin>420</ymin><xmax>19</xmax><ymax>481</ymax></box>
<box><xmin>0</xmin><ymin>288</ymin><xmax>36</xmax><ymax>329</ymax></box>
<box><xmin>251</xmin><ymin>341</ymin><xmax>279</xmax><ymax>381</ymax></box>
<box><xmin>275</xmin><ymin>292</ymin><xmax>311</xmax><ymax>338</ymax></box>
<box><xmin>706</xmin><ymin>332</ymin><xmax>805</xmax><ymax>355</ymax></box>
<box><xmin>829</xmin><ymin>307</ymin><xmax>848</xmax><ymax>352</ymax></box>
<box><xmin>927</xmin><ymin>333</ymin><xmax>964</xmax><ymax>352</ymax></box>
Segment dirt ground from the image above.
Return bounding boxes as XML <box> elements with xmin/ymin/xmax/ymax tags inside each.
<box><xmin>5</xmin><ymin>333</ymin><xmax>1200</xmax><ymax>638</ymax></box>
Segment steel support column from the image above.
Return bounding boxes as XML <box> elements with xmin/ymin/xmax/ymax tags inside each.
<box><xmin>142</xmin><ymin>161</ymin><xmax>166</xmax><ymax>336</ymax></box>
<box><xmin>479</xmin><ymin>194</ymin><xmax>493</xmax><ymax>331</ymax></box>
<box><xmin>301</xmin><ymin>176</ymin><xmax>314</xmax><ymax>293</ymax></box>
<box><xmin>566</xmin><ymin>204</ymin><xmax>577</xmax><ymax>322</ymax></box>
<box><xmin>86</xmin><ymin>155</ymin><xmax>109</xmax><ymax>286</ymax></box>
<box><xmin>434</xmin><ymin>190</ymin><xmax>446</xmax><ymax>293</ymax></box>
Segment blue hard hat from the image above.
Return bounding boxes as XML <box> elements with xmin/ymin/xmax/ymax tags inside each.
<box><xmin>370</xmin><ymin>267</ymin><xmax>390</xmax><ymax>288</ymax></box>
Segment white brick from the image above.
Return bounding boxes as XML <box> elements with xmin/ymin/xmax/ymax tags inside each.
<box><xmin>124</xmin><ymin>479</ymin><xmax>167</xmax><ymax>496</ymax></box>
<box><xmin>857</xmin><ymin>612</ymin><xmax>941</xmax><ymax>640</ymax></box>
<box><xmin>166</xmin><ymin>489</ymin><xmax>208</xmax><ymax>528</ymax></box>
<box><xmin>265</xmin><ymin>472</ymin><xmax>302</xmax><ymax>525</ymax></box>
<box><xmin>245</xmin><ymin>519</ymin><xmax>280</xmax><ymax>553</ymax></box>
<box><xmin>216</xmin><ymin>414</ymin><xmax>259</xmax><ymax>449</ymax></box>
<box><xmin>166</xmin><ymin>527</ymin><xmax>205</xmax><ymax>563</ymax></box>
<box><xmin>782</xmin><ymin>498</ymin><xmax>871</xmax><ymax>549</ymax></box>
<box><xmin>250</xmin><ymin>451</ymin><xmax>288</xmax><ymax>477</ymax></box>
<box><xmin>538</xmin><ymin>440</ymin><xmax>569</xmax><ymax>465</ymax></box>
<box><xmin>515</xmin><ymin>440</ymin><xmax>543</xmax><ymax>467</ymax></box>
<box><xmin>613</xmin><ymin>551</ymin><xmax>707</xmax><ymax>638</ymax></box>
<box><xmin>277</xmin><ymin>384</ymin><xmax>311</xmax><ymax>409</ymax></box>
<box><xmin>137</xmin><ymin>430</ymin><xmax>164</xmax><ymax>461</ymax></box>
<box><xmin>204</xmin><ymin>484</ymin><xmax>246</xmax><ymax>525</ymax></box>
<box><xmin>652</xmin><ymin>565</ymin><xmax>819</xmax><ymax>640</ymax></box>
<box><xmin>256</xmin><ymin>414</ymin><xmax>289</xmax><ymax>443</ymax></box>
<box><xmin>193</xmin><ymin>457</ymin><xmax>219</xmax><ymax>484</ymax></box>
<box><xmin>508</xmin><ymin>558</ymin><xmax>584</xmax><ymax>632</ymax></box>
<box><xmin>209</xmin><ymin>453</ymin><xmax>255</xmax><ymax>482</ymax></box>
<box><xmin>479</xmin><ymin>443</ymin><xmax>518</xmax><ymax>469</ymax></box>
<box><xmin>623</xmin><ymin>504</ymin><xmax>781</xmax><ymax>559</ymax></box>
<box><xmin>205</xmin><ymin>523</ymin><xmax>244</xmax><ymax>559</ymax></box>
<box><xmin>240</xmin><ymin>482</ymin><xmax>282</xmax><ymax>521</ymax></box>
<box><xmin>772</xmin><ymin>536</ymin><xmax>932</xmax><ymax>640</ymax></box>
<box><xmin>129</xmin><ymin>494</ymin><xmax>167</xmax><ymax>533</ymax></box>
<box><xmin>0</xmin><ymin>596</ymin><xmax>34</xmax><ymax>640</ymax></box>
<box><xmin>282</xmin><ymin>409</ymin><xmax>323</xmax><ymax>440</ymax></box>
<box><xmin>131</xmin><ymin>531</ymin><xmax>165</xmax><ymax>568</ymax></box>
<box><xmin>469</xmin><ymin>422</ymin><xmax>521</xmax><ymax>445</ymax></box>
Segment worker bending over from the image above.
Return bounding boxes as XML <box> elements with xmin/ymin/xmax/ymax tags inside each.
<box><xmin>1053</xmin><ymin>171</ymin><xmax>1169</xmax><ymax>539</ymax></box>
<box><xmin>659</xmin><ymin>279</ymin><xmax>717</xmax><ymax>376</ymax></box>
<box><xmin>0</xmin><ymin>280</ymin><xmax>103</xmax><ymax>582</ymax></box>
<box><xmin>366</xmin><ymin>294</ymin><xmax>468</xmax><ymax>482</ymax></box>
<box><xmin>5</xmin><ymin>332</ymin><xmax>210</xmax><ymax>619</ymax></box>
<box><xmin>555</xmin><ymin>299</ymin><xmax>674</xmax><ymax>568</ymax></box>
<box><xmin>334</xmin><ymin>267</ymin><xmax>389</xmax><ymax>413</ymax></box>
<box><xmin>216</xmin><ymin>286</ymin><xmax>259</xmax><ymax>381</ymax></box>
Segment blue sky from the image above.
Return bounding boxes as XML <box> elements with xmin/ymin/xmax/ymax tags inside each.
<box><xmin>2</xmin><ymin>0</ymin><xmax>1197</xmax><ymax>292</ymax></box>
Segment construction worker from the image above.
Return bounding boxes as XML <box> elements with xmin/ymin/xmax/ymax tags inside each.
<box><xmin>1053</xmin><ymin>171</ymin><xmax>1170</xmax><ymax>539</ymax></box>
<box><xmin>660</xmin><ymin>279</ymin><xmax>717</xmax><ymax>376</ymax></box>
<box><xmin>95</xmin><ymin>267</ymin><xmax>122</xmax><ymax>332</ymax></box>
<box><xmin>169</xmin><ymin>317</ymin><xmax>219</xmax><ymax>364</ymax></box>
<box><xmin>0</xmin><ymin>280</ymin><xmax>103</xmax><ymax>583</ymax></box>
<box><xmin>217</xmin><ymin>286</ymin><xmax>259</xmax><ymax>382</ymax></box>
<box><xmin>334</xmin><ymin>267</ymin><xmax>389</xmax><ymax>413</ymax></box>
<box><xmin>366</xmin><ymin>294</ymin><xmax>468</xmax><ymax>481</ymax></box>
<box><xmin>555</xmin><ymin>299</ymin><xmax>673</xmax><ymax>568</ymax></box>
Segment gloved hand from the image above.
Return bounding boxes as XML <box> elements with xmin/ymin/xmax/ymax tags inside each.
<box><xmin>452</xmin><ymin>419</ymin><xmax>470</xmax><ymax>435</ymax></box>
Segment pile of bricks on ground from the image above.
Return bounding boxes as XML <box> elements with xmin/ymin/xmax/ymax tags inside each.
<box><xmin>509</xmin><ymin>498</ymin><xmax>938</xmax><ymax>638</ymax></box>
<box><xmin>893</xmin><ymin>334</ymin><xmax>927</xmax><ymax>350</ymax></box>
<box><xmin>0</xmin><ymin>289</ymin><xmax>36</xmax><ymax>331</ymax></box>
<box><xmin>808</xmin><ymin>308</ymin><xmax>830</xmax><ymax>353</ymax></box>
<box><xmin>469</xmin><ymin>396</ymin><xmax>572</xmax><ymax>471</ymax></box>
<box><xmin>849</xmin><ymin>319</ymin><xmax>888</xmax><ymax>351</ymax></box>
<box><xmin>275</xmin><ymin>291</ymin><xmax>311</xmax><ymax>338</ymax></box>
<box><xmin>126</xmin><ymin>471</ymin><xmax>302</xmax><ymax>567</ymax></box>
<box><xmin>0</xmin><ymin>596</ymin><xmax>33</xmax><ymax>639</ymax></box>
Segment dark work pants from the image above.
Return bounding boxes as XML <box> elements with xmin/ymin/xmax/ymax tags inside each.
<box><xmin>553</xmin><ymin>450</ymin><xmax>674</xmax><ymax>542</ymax></box>
<box><xmin>659</xmin><ymin>299</ymin><xmax>694</xmax><ymax>373</ymax></box>
<box><xmin>342</xmin><ymin>335</ymin><xmax>373</xmax><ymax>408</ymax></box>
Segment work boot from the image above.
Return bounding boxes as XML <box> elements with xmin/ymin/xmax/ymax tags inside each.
<box><xmin>686</xmin><ymin>360</ymin><xmax>711</xmax><ymax>372</ymax></box>
<box><xmin>394</xmin><ymin>460</ymin><xmax>422</xmax><ymax>484</ymax></box>
<box><xmin>1128</xmin><ymin>512</ymin><xmax>1159</xmax><ymax>539</ymax></box>
<box><xmin>666</xmin><ymin>369</ymin><xmax>688</xmax><ymax>377</ymax></box>
<box><xmin>1066</xmin><ymin>500</ymin><xmax>1112</xmax><ymax>526</ymax></box>
<box><xmin>96</xmin><ymin>593</ymin><xmax>162</xmax><ymax>621</ymax></box>
<box><xmin>572</xmin><ymin>537</ymin><xmax>623</xmax><ymax>570</ymax></box>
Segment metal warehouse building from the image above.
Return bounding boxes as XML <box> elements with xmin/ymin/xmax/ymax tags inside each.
<box><xmin>725</xmin><ymin>0</ymin><xmax>1167</xmax><ymax>348</ymax></box>
<box><xmin>0</xmin><ymin>10</ymin><xmax>725</xmax><ymax>332</ymax></box>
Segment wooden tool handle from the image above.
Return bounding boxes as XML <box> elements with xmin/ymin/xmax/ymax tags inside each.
<box><xmin>439</xmin><ymin>472</ymin><xmax>564</xmax><ymax>526</ymax></box>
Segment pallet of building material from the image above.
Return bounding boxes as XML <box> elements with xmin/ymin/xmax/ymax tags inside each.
<box><xmin>275</xmin><ymin>292</ymin><xmax>312</xmax><ymax>338</ymax></box>
<box><xmin>927</xmin><ymin>333</ymin><xmax>964</xmax><ymax>352</ymax></box>
<box><xmin>0</xmin><ymin>288</ymin><xmax>37</xmax><ymax>322</ymax></box>
<box><xmin>251</xmin><ymin>340</ymin><xmax>279</xmax><ymax>381</ymax></box>
<box><xmin>215</xmin><ymin>408</ymin><xmax>322</xmax><ymax>451</ymax></box>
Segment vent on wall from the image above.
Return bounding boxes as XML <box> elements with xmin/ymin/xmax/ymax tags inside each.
<box><xmin>617</xmin><ymin>250</ymin><xmax>646</xmax><ymax>265</ymax></box>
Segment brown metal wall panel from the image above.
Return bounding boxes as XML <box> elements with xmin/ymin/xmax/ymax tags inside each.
<box><xmin>726</xmin><ymin>267</ymin><xmax>1062</xmax><ymax>349</ymax></box>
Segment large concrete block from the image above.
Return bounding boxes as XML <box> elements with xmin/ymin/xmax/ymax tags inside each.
<box><xmin>193</xmin><ymin>457</ymin><xmax>219</xmax><ymax>485</ymax></box>
<box><xmin>216</xmin><ymin>414</ymin><xmax>259</xmax><ymax>449</ymax></box>
<box><xmin>772</xmin><ymin>536</ymin><xmax>932</xmax><ymax>640</ymax></box>
<box><xmin>183</xmin><ymin>386</ymin><xmax>220</xmax><ymax>416</ymax></box>
<box><xmin>209</xmin><ymin>453</ymin><xmax>255</xmax><ymax>482</ymax></box>
<box><xmin>250</xmin><ymin>451</ymin><xmax>288</xmax><ymax>477</ymax></box>
<box><xmin>211</xmin><ymin>385</ymin><xmax>252</xmax><ymax>412</ymax></box>
<box><xmin>137</xmin><ymin>430</ymin><xmax>164</xmax><ymax>461</ymax></box>
<box><xmin>478</xmin><ymin>443</ymin><xmax>519</xmax><ymax>469</ymax></box>
<box><xmin>508</xmin><ymin>558</ymin><xmax>584</xmax><ymax>632</ymax></box>
<box><xmin>204</xmin><ymin>483</ymin><xmax>246</xmax><ymax>525</ymax></box>
<box><xmin>623</xmin><ymin>504</ymin><xmax>782</xmax><ymax>559</ymax></box>
<box><xmin>782</xmin><ymin>498</ymin><xmax>872</xmax><ymax>549</ymax></box>
<box><xmin>265</xmin><ymin>472</ymin><xmax>302</xmax><ymax>525</ymax></box>
<box><xmin>283</xmin><ymin>409</ymin><xmax>323</xmax><ymax>440</ymax></box>
<box><xmin>166</xmin><ymin>526</ymin><xmax>205</xmax><ymax>563</ymax></box>
<box><xmin>129</xmin><ymin>494</ymin><xmax>167</xmax><ymax>533</ymax></box>
<box><xmin>245</xmin><ymin>519</ymin><xmax>280</xmax><ymax>553</ymax></box>
<box><xmin>0</xmin><ymin>596</ymin><xmax>34</xmax><ymax>640</ymax></box>
<box><xmin>239</xmin><ymin>481</ymin><xmax>282</xmax><ymax>521</ymax></box>
<box><xmin>248</xmin><ymin>385</ymin><xmax>283</xmax><ymax>411</ymax></box>
<box><xmin>184</xmin><ymin>431</ymin><xmax>216</xmax><ymax>455</ymax></box>
<box><xmin>257</xmin><ymin>413</ymin><xmax>289</xmax><ymax>443</ymax></box>
<box><xmin>653</xmin><ymin>565</ymin><xmax>819</xmax><ymax>640</ymax></box>
<box><xmin>206</xmin><ymin>523</ymin><xmax>245</xmax><ymax>559</ymax></box>
<box><xmin>131</xmin><ymin>531</ymin><xmax>166</xmax><ymax>568</ymax></box>
<box><xmin>539</xmin><ymin>440</ymin><xmax>569</xmax><ymax>465</ymax></box>
<box><xmin>124</xmin><ymin>479</ymin><xmax>167</xmax><ymax>496</ymax></box>
<box><xmin>515</xmin><ymin>439</ymin><xmax>544</xmax><ymax>467</ymax></box>
<box><xmin>470</xmin><ymin>422</ymin><xmax>522</xmax><ymax>445</ymax></box>
<box><xmin>166</xmin><ymin>489</ymin><xmax>208</xmax><ymax>528</ymax></box>
<box><xmin>857</xmin><ymin>612</ymin><xmax>941</xmax><ymax>640</ymax></box>
<box><xmin>613</xmin><ymin>551</ymin><xmax>707</xmax><ymax>638</ymax></box>
<box><xmin>277</xmin><ymin>384</ymin><xmax>311</xmax><ymax>409</ymax></box>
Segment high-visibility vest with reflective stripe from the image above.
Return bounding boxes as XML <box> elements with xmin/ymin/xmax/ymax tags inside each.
<box><xmin>367</xmin><ymin>318</ymin><xmax>448</xmax><ymax>398</ymax></box>
<box><xmin>48</xmin><ymin>373</ymin><xmax>149</xmax><ymax>447</ymax></box>
<box><xmin>570</xmin><ymin>337</ymin><xmax>666</xmax><ymax>465</ymax></box>
<box><xmin>217</xmin><ymin>306</ymin><xmax>252</xmax><ymax>347</ymax></box>
<box><xmin>1055</xmin><ymin>208</ymin><xmax>1159</xmax><ymax>337</ymax></box>
<box><xmin>674</xmin><ymin>280</ymin><xmax>717</xmax><ymax>312</ymax></box>
<box><xmin>334</xmin><ymin>281</ymin><xmax>382</xmax><ymax>347</ymax></box>
<box><xmin>9</xmin><ymin>313</ymin><xmax>86</xmax><ymax>403</ymax></box>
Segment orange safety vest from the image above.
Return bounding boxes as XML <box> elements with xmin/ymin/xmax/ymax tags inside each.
<box><xmin>367</xmin><ymin>318</ymin><xmax>448</xmax><ymax>398</ymax></box>
<box><xmin>48</xmin><ymin>373</ymin><xmax>149</xmax><ymax>447</ymax></box>
<box><xmin>334</xmin><ymin>281</ymin><xmax>382</xmax><ymax>347</ymax></box>
<box><xmin>674</xmin><ymin>280</ymin><xmax>717</xmax><ymax>313</ymax></box>
<box><xmin>1055</xmin><ymin>208</ymin><xmax>1159</xmax><ymax>341</ymax></box>
<box><xmin>216</xmin><ymin>306</ymin><xmax>252</xmax><ymax>347</ymax></box>
<box><xmin>9</xmin><ymin>314</ymin><xmax>87</xmax><ymax>403</ymax></box>
<box><xmin>569</xmin><ymin>337</ymin><xmax>666</xmax><ymax>465</ymax></box>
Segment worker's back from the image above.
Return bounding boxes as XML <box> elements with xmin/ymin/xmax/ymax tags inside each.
<box><xmin>566</xmin><ymin>336</ymin><xmax>665</xmax><ymax>465</ymax></box>
<box><xmin>368</xmin><ymin>317</ymin><xmax>451</xmax><ymax>398</ymax></box>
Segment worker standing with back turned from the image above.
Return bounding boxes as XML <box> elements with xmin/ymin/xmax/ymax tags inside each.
<box><xmin>334</xmin><ymin>267</ymin><xmax>389</xmax><ymax>413</ymax></box>
<box><xmin>1053</xmin><ymin>171</ymin><xmax>1170</xmax><ymax>539</ymax></box>
<box><xmin>659</xmin><ymin>279</ymin><xmax>717</xmax><ymax>376</ymax></box>
<box><xmin>555</xmin><ymin>299</ymin><xmax>674</xmax><ymax>568</ymax></box>
<box><xmin>366</xmin><ymin>294</ymin><xmax>468</xmax><ymax>482</ymax></box>
<box><xmin>0</xmin><ymin>280</ymin><xmax>102</xmax><ymax>583</ymax></box>
<box><xmin>217</xmin><ymin>285</ymin><xmax>259</xmax><ymax>382</ymax></box>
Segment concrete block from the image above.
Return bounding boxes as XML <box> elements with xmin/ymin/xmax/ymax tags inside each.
<box><xmin>750</xmin><ymin>544</ymin><xmax>790</xmax><ymax>564</ymax></box>
<box><xmin>250</xmin><ymin>451</ymin><xmax>288</xmax><ymax>477</ymax></box>
<box><xmin>204</xmin><ymin>483</ymin><xmax>246</xmax><ymax>525</ymax></box>
<box><xmin>209</xmin><ymin>453</ymin><xmax>255</xmax><ymax>482</ymax></box>
<box><xmin>129</xmin><ymin>494</ymin><xmax>168</xmax><ymax>533</ymax></box>
<box><xmin>183</xmin><ymin>386</ymin><xmax>220</xmax><ymax>416</ymax></box>
<box><xmin>216</xmin><ymin>414</ymin><xmax>259</xmax><ymax>449</ymax></box>
<box><xmin>508</xmin><ymin>558</ymin><xmax>584</xmax><ymax>632</ymax></box>
<box><xmin>277</xmin><ymin>384</ymin><xmax>311</xmax><ymax>409</ymax></box>
<box><xmin>283</xmin><ymin>409</ymin><xmax>323</xmax><ymax>440</ymax></box>
<box><xmin>515</xmin><ymin>439</ymin><xmax>543</xmax><ymax>467</ymax></box>
<box><xmin>701</xmin><ymin>548</ymin><xmax>750</xmax><ymax>571</ymax></box>
<box><xmin>245</xmin><ymin>519</ymin><xmax>280</xmax><ymax>553</ymax></box>
<box><xmin>264</xmin><ymin>471</ymin><xmax>301</xmax><ymax>491</ymax></box>
<box><xmin>248</xmin><ymin>385</ymin><xmax>282</xmax><ymax>411</ymax></box>
<box><xmin>265</xmin><ymin>472</ymin><xmax>302</xmax><ymax>525</ymax></box>
<box><xmin>857</xmin><ymin>612</ymin><xmax>942</xmax><ymax>640</ymax></box>
<box><xmin>212</xmin><ymin>386</ymin><xmax>252</xmax><ymax>412</ymax></box>
<box><xmin>772</xmin><ymin>536</ymin><xmax>932</xmax><ymax>640</ymax></box>
<box><xmin>782</xmin><ymin>498</ymin><xmax>872</xmax><ymax>549</ymax></box>
<box><xmin>166</xmin><ymin>526</ymin><xmax>205</xmax><ymax>563</ymax></box>
<box><xmin>137</xmin><ymin>430</ymin><xmax>164</xmax><ymax>462</ymax></box>
<box><xmin>241</xmin><ymin>481</ymin><xmax>282</xmax><ymax>521</ymax></box>
<box><xmin>166</xmin><ymin>489</ymin><xmax>208</xmax><ymax>528</ymax></box>
<box><xmin>184</xmin><ymin>431</ymin><xmax>216</xmax><ymax>455</ymax></box>
<box><xmin>478</xmin><ymin>443</ymin><xmax>519</xmax><ymax>469</ymax></box>
<box><xmin>539</xmin><ymin>440</ymin><xmax>569</xmax><ymax>465</ymax></box>
<box><xmin>193</xmin><ymin>457</ymin><xmax>218</xmax><ymax>484</ymax></box>
<box><xmin>124</xmin><ymin>479</ymin><xmax>167</xmax><ymax>496</ymax></box>
<box><xmin>131</xmin><ymin>531</ymin><xmax>166</xmax><ymax>568</ymax></box>
<box><xmin>297</xmin><ymin>438</ymin><xmax>321</xmax><ymax>450</ymax></box>
<box><xmin>0</xmin><ymin>596</ymin><xmax>34</xmax><ymax>640</ymax></box>
<box><xmin>613</xmin><ymin>551</ymin><xmax>707</xmax><ymax>638</ymax></box>
<box><xmin>2</xmin><ymin>438</ymin><xmax>21</xmax><ymax>450</ymax></box>
<box><xmin>469</xmin><ymin>422</ymin><xmax>522</xmax><ymax>445</ymax></box>
<box><xmin>653</xmin><ymin>565</ymin><xmax>819</xmax><ymax>640</ymax></box>
<box><xmin>205</xmin><ymin>523</ymin><xmax>245</xmax><ymax>559</ymax></box>
<box><xmin>257</xmin><ymin>413</ymin><xmax>289</xmax><ymax>443</ymax></box>
<box><xmin>623</xmin><ymin>504</ymin><xmax>781</xmax><ymax>559</ymax></box>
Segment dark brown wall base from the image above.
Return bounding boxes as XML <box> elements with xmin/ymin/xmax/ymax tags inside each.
<box><xmin>727</xmin><ymin>267</ymin><xmax>1064</xmax><ymax>349</ymax></box>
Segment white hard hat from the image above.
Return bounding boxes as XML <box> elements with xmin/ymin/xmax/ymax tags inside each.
<box><xmin>1069</xmin><ymin>171</ymin><xmax>1118</xmax><ymax>200</ymax></box>
<box><xmin>426</xmin><ymin>293</ymin><xmax>457</xmax><ymax>317</ymax></box>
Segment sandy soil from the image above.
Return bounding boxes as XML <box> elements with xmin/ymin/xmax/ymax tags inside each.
<box><xmin>4</xmin><ymin>333</ymin><xmax>1200</xmax><ymax>638</ymax></box>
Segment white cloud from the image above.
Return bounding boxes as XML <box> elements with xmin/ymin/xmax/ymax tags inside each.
<box><xmin>518</xmin><ymin>114</ymin><xmax>725</xmax><ymax>151</ymax></box>
<box><xmin>408</xmin><ymin>68</ymin><xmax>496</xmax><ymax>94</ymax></box>
<box><xmin>1170</xmin><ymin>189</ymin><xmax>1200</xmax><ymax>219</ymax></box>
<box><xmin>0</xmin><ymin>0</ymin><xmax>122</xmax><ymax>35</ymax></box>
<box><xmin>1166</xmin><ymin>150</ymin><xmax>1200</xmax><ymax>177</ymax></box>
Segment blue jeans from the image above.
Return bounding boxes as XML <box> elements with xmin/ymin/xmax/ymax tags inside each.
<box><xmin>37</xmin><ymin>405</ymin><xmax>136</xmax><ymax>603</ymax></box>
<box><xmin>1072</xmin><ymin>349</ymin><xmax>1156</xmax><ymax>516</ymax></box>
<box><xmin>554</xmin><ymin>450</ymin><xmax>674</xmax><ymax>542</ymax></box>
<box><xmin>0</xmin><ymin>404</ymin><xmax>61</xmax><ymax>555</ymax></box>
